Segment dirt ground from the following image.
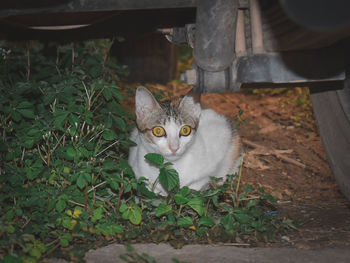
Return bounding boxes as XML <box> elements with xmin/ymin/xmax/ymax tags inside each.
<box><xmin>128</xmin><ymin>82</ymin><xmax>350</xmax><ymax>249</ymax></box>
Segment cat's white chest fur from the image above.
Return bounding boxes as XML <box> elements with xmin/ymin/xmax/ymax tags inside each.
<box><xmin>128</xmin><ymin>107</ymin><xmax>242</xmax><ymax>195</ymax></box>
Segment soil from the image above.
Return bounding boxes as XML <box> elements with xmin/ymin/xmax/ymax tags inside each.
<box><xmin>126</xmin><ymin>82</ymin><xmax>350</xmax><ymax>250</ymax></box>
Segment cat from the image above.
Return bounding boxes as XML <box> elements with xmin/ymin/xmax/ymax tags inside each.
<box><xmin>128</xmin><ymin>86</ymin><xmax>243</xmax><ymax>195</ymax></box>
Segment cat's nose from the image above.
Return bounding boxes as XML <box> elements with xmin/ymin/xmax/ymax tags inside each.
<box><xmin>170</xmin><ymin>146</ymin><xmax>178</xmax><ymax>154</ymax></box>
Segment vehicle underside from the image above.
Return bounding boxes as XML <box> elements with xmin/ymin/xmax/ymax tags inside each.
<box><xmin>1</xmin><ymin>0</ymin><xmax>350</xmax><ymax>201</ymax></box>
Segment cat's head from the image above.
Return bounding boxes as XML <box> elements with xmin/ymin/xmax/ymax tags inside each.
<box><xmin>135</xmin><ymin>86</ymin><xmax>201</xmax><ymax>161</ymax></box>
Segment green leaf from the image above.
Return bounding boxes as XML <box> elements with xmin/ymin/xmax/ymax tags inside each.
<box><xmin>180</xmin><ymin>186</ymin><xmax>190</xmax><ymax>197</ymax></box>
<box><xmin>122</xmin><ymin>204</ymin><xmax>142</xmax><ymax>225</ymax></box>
<box><xmin>144</xmin><ymin>153</ymin><xmax>164</xmax><ymax>166</ymax></box>
<box><xmin>5</xmin><ymin>210</ymin><xmax>14</xmax><ymax>220</ymax></box>
<box><xmin>177</xmin><ymin>216</ymin><xmax>193</xmax><ymax>227</ymax></box>
<box><xmin>187</xmin><ymin>197</ymin><xmax>204</xmax><ymax>216</ymax></box>
<box><xmin>66</xmin><ymin>146</ymin><xmax>76</xmax><ymax>158</ymax></box>
<box><xmin>54</xmin><ymin>110</ymin><xmax>69</xmax><ymax>129</ymax></box>
<box><xmin>199</xmin><ymin>217</ymin><xmax>215</xmax><ymax>227</ymax></box>
<box><xmin>112</xmin><ymin>116</ymin><xmax>126</xmax><ymax>130</ymax></box>
<box><xmin>90</xmin><ymin>65</ymin><xmax>103</xmax><ymax>78</ymax></box>
<box><xmin>102</xmin><ymin>129</ymin><xmax>116</xmax><ymax>141</ymax></box>
<box><xmin>159</xmin><ymin>168</ymin><xmax>179</xmax><ymax>192</ymax></box>
<box><xmin>138</xmin><ymin>184</ymin><xmax>156</xmax><ymax>199</ymax></box>
<box><xmin>61</xmin><ymin>219</ymin><xmax>72</xmax><ymax>230</ymax></box>
<box><xmin>7</xmin><ymin>225</ymin><xmax>15</xmax><ymax>234</ymax></box>
<box><xmin>17</xmin><ymin>101</ymin><xmax>32</xmax><ymax>109</ymax></box>
<box><xmin>77</xmin><ymin>174</ymin><xmax>87</xmax><ymax>189</ymax></box>
<box><xmin>92</xmin><ymin>207</ymin><xmax>104</xmax><ymax>223</ymax></box>
<box><xmin>109</xmin><ymin>180</ymin><xmax>120</xmax><ymax>191</ymax></box>
<box><xmin>103</xmin><ymin>87</ymin><xmax>113</xmax><ymax>101</ymax></box>
<box><xmin>156</xmin><ymin>203</ymin><xmax>172</xmax><ymax>217</ymax></box>
<box><xmin>2</xmin><ymin>255</ymin><xmax>22</xmax><ymax>263</ymax></box>
<box><xmin>263</xmin><ymin>194</ymin><xmax>276</xmax><ymax>203</ymax></box>
<box><xmin>84</xmin><ymin>173</ymin><xmax>92</xmax><ymax>183</ymax></box>
<box><xmin>106</xmin><ymin>114</ymin><xmax>113</xmax><ymax>128</ymax></box>
<box><xmin>196</xmin><ymin>226</ymin><xmax>207</xmax><ymax>237</ymax></box>
<box><xmin>18</xmin><ymin>109</ymin><xmax>35</xmax><ymax>119</ymax></box>
<box><xmin>96</xmin><ymin>223</ymin><xmax>124</xmax><ymax>235</ymax></box>
<box><xmin>112</xmin><ymin>88</ymin><xmax>123</xmax><ymax>101</ymax></box>
<box><xmin>174</xmin><ymin>193</ymin><xmax>189</xmax><ymax>205</ymax></box>
<box><xmin>234</xmin><ymin>213</ymin><xmax>250</xmax><ymax>224</ymax></box>
<box><xmin>244</xmin><ymin>185</ymin><xmax>253</xmax><ymax>192</ymax></box>
<box><xmin>15</xmin><ymin>207</ymin><xmax>23</xmax><ymax>216</ymax></box>
<box><xmin>129</xmin><ymin>205</ymin><xmax>142</xmax><ymax>225</ymax></box>
<box><xmin>119</xmin><ymin>203</ymin><xmax>128</xmax><ymax>213</ymax></box>
<box><xmin>11</xmin><ymin>110</ymin><xmax>21</xmax><ymax>121</ymax></box>
<box><xmin>30</xmin><ymin>248</ymin><xmax>41</xmax><ymax>259</ymax></box>
<box><xmin>220</xmin><ymin>213</ymin><xmax>234</xmax><ymax>233</ymax></box>
<box><xmin>247</xmin><ymin>199</ymin><xmax>259</xmax><ymax>209</ymax></box>
<box><xmin>56</xmin><ymin>199</ymin><xmax>66</xmax><ymax>212</ymax></box>
<box><xmin>60</xmin><ymin>238</ymin><xmax>69</xmax><ymax>247</ymax></box>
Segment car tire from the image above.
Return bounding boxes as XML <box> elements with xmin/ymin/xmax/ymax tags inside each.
<box><xmin>311</xmin><ymin>74</ymin><xmax>350</xmax><ymax>201</ymax></box>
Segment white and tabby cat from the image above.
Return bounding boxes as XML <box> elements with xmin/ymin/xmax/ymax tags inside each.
<box><xmin>128</xmin><ymin>86</ymin><xmax>242</xmax><ymax>195</ymax></box>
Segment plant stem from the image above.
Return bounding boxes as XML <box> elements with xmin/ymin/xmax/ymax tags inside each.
<box><xmin>151</xmin><ymin>177</ymin><xmax>159</xmax><ymax>192</ymax></box>
<box><xmin>96</xmin><ymin>140</ymin><xmax>119</xmax><ymax>157</ymax></box>
<box><xmin>177</xmin><ymin>205</ymin><xmax>184</xmax><ymax>217</ymax></box>
<box><xmin>68</xmin><ymin>200</ymin><xmax>85</xmax><ymax>207</ymax></box>
<box><xmin>116</xmin><ymin>184</ymin><xmax>124</xmax><ymax>212</ymax></box>
<box><xmin>84</xmin><ymin>183</ymin><xmax>88</xmax><ymax>211</ymax></box>
<box><xmin>88</xmin><ymin>181</ymin><xmax>107</xmax><ymax>193</ymax></box>
<box><xmin>37</xmin><ymin>145</ymin><xmax>48</xmax><ymax>166</ymax></box>
<box><xmin>235</xmin><ymin>154</ymin><xmax>245</xmax><ymax>207</ymax></box>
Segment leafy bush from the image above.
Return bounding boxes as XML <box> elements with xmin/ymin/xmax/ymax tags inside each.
<box><xmin>0</xmin><ymin>40</ymin><xmax>293</xmax><ymax>263</ymax></box>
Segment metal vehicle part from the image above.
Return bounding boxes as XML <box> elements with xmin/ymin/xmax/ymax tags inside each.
<box><xmin>1</xmin><ymin>0</ymin><xmax>350</xmax><ymax>201</ymax></box>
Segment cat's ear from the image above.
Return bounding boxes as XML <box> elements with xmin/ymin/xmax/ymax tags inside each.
<box><xmin>179</xmin><ymin>89</ymin><xmax>201</xmax><ymax>121</ymax></box>
<box><xmin>185</xmin><ymin>87</ymin><xmax>201</xmax><ymax>104</ymax></box>
<box><xmin>135</xmin><ymin>86</ymin><xmax>161</xmax><ymax>121</ymax></box>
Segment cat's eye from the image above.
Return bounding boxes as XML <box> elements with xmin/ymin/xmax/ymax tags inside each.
<box><xmin>180</xmin><ymin>125</ymin><xmax>191</xmax><ymax>137</ymax></box>
<box><xmin>152</xmin><ymin>126</ymin><xmax>166</xmax><ymax>137</ymax></box>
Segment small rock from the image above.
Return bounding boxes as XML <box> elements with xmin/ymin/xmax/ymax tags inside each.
<box><xmin>281</xmin><ymin>236</ymin><xmax>290</xmax><ymax>242</ymax></box>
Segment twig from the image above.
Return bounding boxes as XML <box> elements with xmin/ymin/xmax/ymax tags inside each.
<box><xmin>235</xmin><ymin>154</ymin><xmax>245</xmax><ymax>194</ymax></box>
<box><xmin>21</xmin><ymin>147</ymin><xmax>25</xmax><ymax>162</ymax></box>
<box><xmin>84</xmin><ymin>184</ymin><xmax>88</xmax><ymax>211</ymax></box>
<box><xmin>89</xmin><ymin>129</ymin><xmax>104</xmax><ymax>142</ymax></box>
<box><xmin>242</xmin><ymin>139</ymin><xmax>306</xmax><ymax>169</ymax></box>
<box><xmin>21</xmin><ymin>218</ymin><xmax>31</xmax><ymax>229</ymax></box>
<box><xmin>52</xmin><ymin>131</ymin><xmax>68</xmax><ymax>152</ymax></box>
<box><xmin>234</xmin><ymin>154</ymin><xmax>245</xmax><ymax>207</ymax></box>
<box><xmin>88</xmin><ymin>181</ymin><xmax>107</xmax><ymax>193</ymax></box>
<box><xmin>116</xmin><ymin>170</ymin><xmax>124</xmax><ymax>211</ymax></box>
<box><xmin>45</xmin><ymin>241</ymin><xmax>60</xmax><ymax>256</ymax></box>
<box><xmin>46</xmin><ymin>238</ymin><xmax>60</xmax><ymax>247</ymax></box>
<box><xmin>116</xmin><ymin>184</ymin><xmax>124</xmax><ymax>212</ymax></box>
<box><xmin>96</xmin><ymin>140</ymin><xmax>119</xmax><ymax>157</ymax></box>
<box><xmin>274</xmin><ymin>153</ymin><xmax>306</xmax><ymax>169</ymax></box>
<box><xmin>68</xmin><ymin>200</ymin><xmax>85</xmax><ymax>207</ymax></box>
<box><xmin>37</xmin><ymin>145</ymin><xmax>48</xmax><ymax>165</ymax></box>
<box><xmin>219</xmin><ymin>243</ymin><xmax>250</xmax><ymax>247</ymax></box>
<box><xmin>82</xmin><ymin>81</ymin><xmax>91</xmax><ymax>110</ymax></box>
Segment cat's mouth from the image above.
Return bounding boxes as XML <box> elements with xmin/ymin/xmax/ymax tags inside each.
<box><xmin>164</xmin><ymin>152</ymin><xmax>180</xmax><ymax>161</ymax></box>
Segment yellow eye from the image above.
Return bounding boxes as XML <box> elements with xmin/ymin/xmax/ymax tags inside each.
<box><xmin>152</xmin><ymin>126</ymin><xmax>165</xmax><ymax>137</ymax></box>
<box><xmin>180</xmin><ymin>125</ymin><xmax>191</xmax><ymax>136</ymax></box>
